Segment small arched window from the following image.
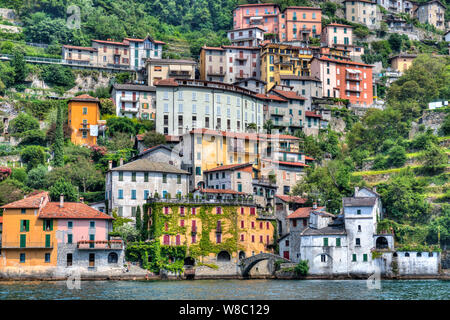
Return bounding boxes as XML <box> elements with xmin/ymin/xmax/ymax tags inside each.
<box><xmin>404</xmin><ymin>252</ymin><xmax>410</xmax><ymax>257</ymax></box>
<box><xmin>108</xmin><ymin>252</ymin><xmax>118</xmax><ymax>264</ymax></box>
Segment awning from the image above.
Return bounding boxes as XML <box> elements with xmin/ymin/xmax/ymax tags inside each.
<box><xmin>346</xmin><ymin>69</ymin><xmax>361</xmax><ymax>74</ymax></box>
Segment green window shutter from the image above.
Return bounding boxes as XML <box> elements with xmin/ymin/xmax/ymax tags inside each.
<box><xmin>352</xmin><ymin>254</ymin><xmax>357</xmax><ymax>262</ymax></box>
<box><xmin>336</xmin><ymin>238</ymin><xmax>341</xmax><ymax>247</ymax></box>
<box><xmin>43</xmin><ymin>220</ymin><xmax>46</xmax><ymax>231</ymax></box>
<box><xmin>323</xmin><ymin>238</ymin><xmax>328</xmax><ymax>246</ymax></box>
<box><xmin>20</xmin><ymin>234</ymin><xmax>26</xmax><ymax>248</ymax></box>
<box><xmin>50</xmin><ymin>219</ymin><xmax>53</xmax><ymax>231</ymax></box>
<box><xmin>68</xmin><ymin>234</ymin><xmax>73</xmax><ymax>244</ymax></box>
<box><xmin>20</xmin><ymin>220</ymin><xmax>24</xmax><ymax>232</ymax></box>
<box><xmin>26</xmin><ymin>220</ymin><xmax>29</xmax><ymax>232</ymax></box>
<box><xmin>363</xmin><ymin>254</ymin><xmax>368</xmax><ymax>262</ymax></box>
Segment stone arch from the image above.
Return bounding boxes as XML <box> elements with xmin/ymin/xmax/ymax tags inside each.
<box><xmin>217</xmin><ymin>251</ymin><xmax>231</xmax><ymax>262</ymax></box>
<box><xmin>314</xmin><ymin>253</ymin><xmax>333</xmax><ymax>264</ymax></box>
<box><xmin>108</xmin><ymin>252</ymin><xmax>118</xmax><ymax>264</ymax></box>
<box><xmin>184</xmin><ymin>257</ymin><xmax>195</xmax><ymax>266</ymax></box>
<box><xmin>239</xmin><ymin>251</ymin><xmax>246</xmax><ymax>260</ymax></box>
<box><xmin>376</xmin><ymin>236</ymin><xmax>389</xmax><ymax>249</ymax></box>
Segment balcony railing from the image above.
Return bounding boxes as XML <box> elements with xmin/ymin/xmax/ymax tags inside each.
<box><xmin>207</xmin><ymin>70</ymin><xmax>226</xmax><ymax>76</ymax></box>
<box><xmin>77</xmin><ymin>240</ymin><xmax>124</xmax><ymax>250</ymax></box>
<box><xmin>235</xmin><ymin>56</ymin><xmax>248</xmax><ymax>61</ymax></box>
<box><xmin>147</xmin><ymin>197</ymin><xmax>255</xmax><ymax>206</ymax></box>
<box><xmin>346</xmin><ymin>87</ymin><xmax>362</xmax><ymax>92</ymax></box>
<box><xmin>79</xmin><ymin>124</ymin><xmax>90</xmax><ymax>131</ymax></box>
<box><xmin>2</xmin><ymin>242</ymin><xmax>53</xmax><ymax>249</ymax></box>
<box><xmin>346</xmin><ymin>75</ymin><xmax>361</xmax><ymax>81</ymax></box>
<box><xmin>235</xmin><ymin>73</ymin><xmax>249</xmax><ymax>79</ymax></box>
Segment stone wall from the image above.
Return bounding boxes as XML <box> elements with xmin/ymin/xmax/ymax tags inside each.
<box><xmin>376</xmin><ymin>251</ymin><xmax>441</xmax><ymax>276</ymax></box>
<box><xmin>410</xmin><ymin>110</ymin><xmax>448</xmax><ymax>138</ymax></box>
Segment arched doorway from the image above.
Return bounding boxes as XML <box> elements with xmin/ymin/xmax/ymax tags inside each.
<box><xmin>108</xmin><ymin>252</ymin><xmax>118</xmax><ymax>264</ymax></box>
<box><xmin>184</xmin><ymin>257</ymin><xmax>195</xmax><ymax>266</ymax></box>
<box><xmin>376</xmin><ymin>237</ymin><xmax>388</xmax><ymax>249</ymax></box>
<box><xmin>217</xmin><ymin>251</ymin><xmax>231</xmax><ymax>262</ymax></box>
<box><xmin>239</xmin><ymin>251</ymin><xmax>246</xmax><ymax>260</ymax></box>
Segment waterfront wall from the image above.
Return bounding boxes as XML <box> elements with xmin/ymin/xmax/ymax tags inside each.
<box><xmin>376</xmin><ymin>251</ymin><xmax>441</xmax><ymax>276</ymax></box>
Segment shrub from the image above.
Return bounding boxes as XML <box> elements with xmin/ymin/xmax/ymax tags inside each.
<box><xmin>386</xmin><ymin>146</ymin><xmax>407</xmax><ymax>168</ymax></box>
<box><xmin>294</xmin><ymin>260</ymin><xmax>309</xmax><ymax>276</ymax></box>
<box><xmin>8</xmin><ymin>113</ymin><xmax>39</xmax><ymax>136</ymax></box>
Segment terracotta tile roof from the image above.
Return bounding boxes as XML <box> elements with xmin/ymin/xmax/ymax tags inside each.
<box><xmin>279</xmin><ymin>75</ymin><xmax>321</xmax><ymax>82</ymax></box>
<box><xmin>283</xmin><ymin>6</ymin><xmax>321</xmax><ymax>10</ymax></box>
<box><xmin>136</xmin><ymin>134</ymin><xmax>144</xmax><ymax>141</ymax></box>
<box><xmin>305</xmin><ymin>111</ymin><xmax>322</xmax><ymax>118</ymax></box>
<box><xmin>203</xmin><ymin>46</ymin><xmax>225</xmax><ymax>51</ymax></box>
<box><xmin>237</xmin><ymin>3</ymin><xmax>279</xmax><ymax>8</ymax></box>
<box><xmin>315</xmin><ymin>56</ymin><xmax>373</xmax><ymax>67</ymax></box>
<box><xmin>92</xmin><ymin>39</ymin><xmax>128</xmax><ymax>46</ymax></box>
<box><xmin>271</xmin><ymin>89</ymin><xmax>306</xmax><ymax>100</ymax></box>
<box><xmin>255</xmin><ymin>93</ymin><xmax>287</xmax><ymax>102</ymax></box>
<box><xmin>40</xmin><ymin>202</ymin><xmax>113</xmax><ymax>220</ymax></box>
<box><xmin>263</xmin><ymin>159</ymin><xmax>309</xmax><ymax>167</ymax></box>
<box><xmin>204</xmin><ymin>163</ymin><xmax>253</xmax><ymax>173</ymax></box>
<box><xmin>326</xmin><ymin>23</ymin><xmax>353</xmax><ymax>28</ymax></box>
<box><xmin>63</xmin><ymin>45</ymin><xmax>97</xmax><ymax>51</ymax></box>
<box><xmin>305</xmin><ymin>156</ymin><xmax>315</xmax><ymax>161</ymax></box>
<box><xmin>198</xmin><ymin>188</ymin><xmax>247</xmax><ymax>195</ymax></box>
<box><xmin>70</xmin><ymin>94</ymin><xmax>100</xmax><ymax>102</ymax></box>
<box><xmin>154</xmin><ymin>78</ymin><xmax>180</xmax><ymax>86</ymax></box>
<box><xmin>1</xmin><ymin>192</ymin><xmax>48</xmax><ymax>209</ymax></box>
<box><xmin>287</xmin><ymin>206</ymin><xmax>325</xmax><ymax>219</ymax></box>
<box><xmin>275</xmin><ymin>195</ymin><xmax>308</xmax><ymax>204</ymax></box>
<box><xmin>222</xmin><ymin>45</ymin><xmax>260</xmax><ymax>50</ymax></box>
<box><xmin>165</xmin><ymin>135</ymin><xmax>180</xmax><ymax>142</ymax></box>
<box><xmin>111</xmin><ymin>159</ymin><xmax>189</xmax><ymax>174</ymax></box>
<box><xmin>112</xmin><ymin>84</ymin><xmax>156</xmax><ymax>92</ymax></box>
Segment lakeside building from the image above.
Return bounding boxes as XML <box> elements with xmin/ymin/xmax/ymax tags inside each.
<box><xmin>154</xmin><ymin>79</ymin><xmax>265</xmax><ymax>136</ymax></box>
<box><xmin>146</xmin><ymin>59</ymin><xmax>196</xmax><ymax>86</ymax></box>
<box><xmin>279</xmin><ymin>75</ymin><xmax>323</xmax><ymax>103</ymax></box>
<box><xmin>68</xmin><ymin>94</ymin><xmax>101</xmax><ymax>146</ymax></box>
<box><xmin>232</xmin><ymin>3</ymin><xmax>322</xmax><ymax>42</ymax></box>
<box><xmin>310</xmin><ymin>56</ymin><xmax>374</xmax><ymax>107</ymax></box>
<box><xmin>0</xmin><ymin>192</ymin><xmax>124</xmax><ymax>272</ymax></box>
<box><xmin>111</xmin><ymin>83</ymin><xmax>156</xmax><ymax>120</ymax></box>
<box><xmin>388</xmin><ymin>53</ymin><xmax>417</xmax><ymax>73</ymax></box>
<box><xmin>146</xmin><ymin>197</ymin><xmax>276</xmax><ymax>264</ymax></box>
<box><xmin>377</xmin><ymin>0</ymin><xmax>415</xmax><ymax>15</ymax></box>
<box><xmin>233</xmin><ymin>78</ymin><xmax>266</xmax><ymax>94</ymax></box>
<box><xmin>105</xmin><ymin>159</ymin><xmax>189</xmax><ymax>219</ymax></box>
<box><xmin>278</xmin><ymin>187</ymin><xmax>441</xmax><ymax>276</ymax></box>
<box><xmin>343</xmin><ymin>0</ymin><xmax>380</xmax><ymax>29</ymax></box>
<box><xmin>274</xmin><ymin>195</ymin><xmax>309</xmax><ymax>237</ymax></box>
<box><xmin>260</xmin><ymin>43</ymin><xmax>313</xmax><ymax>92</ymax></box>
<box><xmin>199</xmin><ymin>45</ymin><xmax>261</xmax><ymax>84</ymax></box>
<box><xmin>321</xmin><ymin>23</ymin><xmax>364</xmax><ymax>59</ymax></box>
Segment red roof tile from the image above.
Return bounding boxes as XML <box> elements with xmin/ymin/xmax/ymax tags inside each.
<box><xmin>255</xmin><ymin>93</ymin><xmax>287</xmax><ymax>102</ymax></box>
<box><xmin>63</xmin><ymin>45</ymin><xmax>97</xmax><ymax>51</ymax></box>
<box><xmin>154</xmin><ymin>78</ymin><xmax>179</xmax><ymax>86</ymax></box>
<box><xmin>92</xmin><ymin>39</ymin><xmax>128</xmax><ymax>46</ymax></box>
<box><xmin>0</xmin><ymin>216</ymin><xmax>3</xmax><ymax>224</ymax></box>
<box><xmin>287</xmin><ymin>206</ymin><xmax>325</xmax><ymax>219</ymax></box>
<box><xmin>1</xmin><ymin>192</ymin><xmax>48</xmax><ymax>209</ymax></box>
<box><xmin>316</xmin><ymin>56</ymin><xmax>373</xmax><ymax>67</ymax></box>
<box><xmin>40</xmin><ymin>202</ymin><xmax>113</xmax><ymax>220</ymax></box>
<box><xmin>275</xmin><ymin>195</ymin><xmax>308</xmax><ymax>204</ymax></box>
<box><xmin>305</xmin><ymin>156</ymin><xmax>315</xmax><ymax>161</ymax></box>
<box><xmin>326</xmin><ymin>23</ymin><xmax>353</xmax><ymax>28</ymax></box>
<box><xmin>204</xmin><ymin>163</ymin><xmax>253</xmax><ymax>173</ymax></box>
<box><xmin>203</xmin><ymin>46</ymin><xmax>225</xmax><ymax>51</ymax></box>
<box><xmin>271</xmin><ymin>89</ymin><xmax>307</xmax><ymax>100</ymax></box>
<box><xmin>263</xmin><ymin>159</ymin><xmax>309</xmax><ymax>167</ymax></box>
<box><xmin>305</xmin><ymin>111</ymin><xmax>322</xmax><ymax>118</ymax></box>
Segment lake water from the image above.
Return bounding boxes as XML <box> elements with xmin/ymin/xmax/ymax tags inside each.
<box><xmin>0</xmin><ymin>279</ymin><xmax>448</xmax><ymax>300</ymax></box>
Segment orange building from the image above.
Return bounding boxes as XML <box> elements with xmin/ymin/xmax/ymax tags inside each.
<box><xmin>68</xmin><ymin>94</ymin><xmax>100</xmax><ymax>146</ymax></box>
<box><xmin>0</xmin><ymin>192</ymin><xmax>56</xmax><ymax>268</ymax></box>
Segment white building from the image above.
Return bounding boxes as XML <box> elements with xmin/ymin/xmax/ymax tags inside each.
<box><xmin>125</xmin><ymin>36</ymin><xmax>164</xmax><ymax>71</ymax></box>
<box><xmin>105</xmin><ymin>159</ymin><xmax>189</xmax><ymax>219</ymax></box>
<box><xmin>278</xmin><ymin>187</ymin><xmax>441</xmax><ymax>276</ymax></box>
<box><xmin>227</xmin><ymin>27</ymin><xmax>265</xmax><ymax>47</ymax></box>
<box><xmin>111</xmin><ymin>83</ymin><xmax>156</xmax><ymax>120</ymax></box>
<box><xmin>155</xmin><ymin>78</ymin><xmax>265</xmax><ymax>136</ymax></box>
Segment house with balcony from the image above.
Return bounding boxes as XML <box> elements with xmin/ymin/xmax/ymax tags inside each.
<box><xmin>414</xmin><ymin>0</ymin><xmax>446</xmax><ymax>31</ymax></box>
<box><xmin>146</xmin><ymin>59</ymin><xmax>196</xmax><ymax>86</ymax></box>
<box><xmin>62</xmin><ymin>45</ymin><xmax>98</xmax><ymax>66</ymax></box>
<box><xmin>124</xmin><ymin>36</ymin><xmax>165</xmax><ymax>71</ymax></box>
<box><xmin>233</xmin><ymin>3</ymin><xmax>281</xmax><ymax>35</ymax></box>
<box><xmin>227</xmin><ymin>27</ymin><xmax>265</xmax><ymax>47</ymax></box>
<box><xmin>344</xmin><ymin>0</ymin><xmax>380</xmax><ymax>29</ymax></box>
<box><xmin>0</xmin><ymin>191</ymin><xmax>123</xmax><ymax>273</ymax></box>
<box><xmin>279</xmin><ymin>6</ymin><xmax>322</xmax><ymax>42</ymax></box>
<box><xmin>111</xmin><ymin>83</ymin><xmax>156</xmax><ymax>120</ymax></box>
<box><xmin>68</xmin><ymin>94</ymin><xmax>100</xmax><ymax>146</ymax></box>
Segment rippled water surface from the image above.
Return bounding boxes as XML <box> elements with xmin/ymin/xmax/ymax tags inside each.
<box><xmin>0</xmin><ymin>280</ymin><xmax>448</xmax><ymax>300</ymax></box>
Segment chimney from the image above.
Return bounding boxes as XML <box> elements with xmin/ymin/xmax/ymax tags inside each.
<box><xmin>119</xmin><ymin>158</ymin><xmax>124</xmax><ymax>166</ymax></box>
<box><xmin>108</xmin><ymin>160</ymin><xmax>113</xmax><ymax>170</ymax></box>
<box><xmin>60</xmin><ymin>194</ymin><xmax>64</xmax><ymax>208</ymax></box>
<box><xmin>313</xmin><ymin>202</ymin><xmax>317</xmax><ymax>210</ymax></box>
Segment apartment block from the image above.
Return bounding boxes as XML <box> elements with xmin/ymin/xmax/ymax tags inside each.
<box><xmin>227</xmin><ymin>27</ymin><xmax>265</xmax><ymax>47</ymax></box>
<box><xmin>68</xmin><ymin>94</ymin><xmax>100</xmax><ymax>146</ymax></box>
<box><xmin>62</xmin><ymin>45</ymin><xmax>98</xmax><ymax>66</ymax></box>
<box><xmin>233</xmin><ymin>3</ymin><xmax>280</xmax><ymax>34</ymax></box>
<box><xmin>155</xmin><ymin>79</ymin><xmax>264</xmax><ymax>136</ymax></box>
<box><xmin>414</xmin><ymin>0</ymin><xmax>446</xmax><ymax>31</ymax></box>
<box><xmin>111</xmin><ymin>84</ymin><xmax>156</xmax><ymax>120</ymax></box>
<box><xmin>279</xmin><ymin>6</ymin><xmax>322</xmax><ymax>42</ymax></box>
<box><xmin>124</xmin><ymin>37</ymin><xmax>165</xmax><ymax>71</ymax></box>
<box><xmin>200</xmin><ymin>47</ymin><xmax>226</xmax><ymax>82</ymax></box>
<box><xmin>377</xmin><ymin>0</ymin><xmax>415</xmax><ymax>15</ymax></box>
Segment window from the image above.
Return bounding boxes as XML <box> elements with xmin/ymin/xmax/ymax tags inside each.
<box><xmin>352</xmin><ymin>254</ymin><xmax>357</xmax><ymax>262</ymax></box>
<box><xmin>250</xmin><ymin>207</ymin><xmax>256</xmax><ymax>215</ymax></box>
<box><xmin>82</xmin><ymin>107</ymin><xmax>88</xmax><ymax>115</ymax></box>
<box><xmin>321</xmin><ymin>254</ymin><xmax>326</xmax><ymax>262</ymax></box>
<box><xmin>323</xmin><ymin>238</ymin><xmax>328</xmax><ymax>247</ymax></box>
<box><xmin>357</xmin><ymin>209</ymin><xmax>361</xmax><ymax>215</ymax></box>
<box><xmin>43</xmin><ymin>219</ymin><xmax>53</xmax><ymax>231</ymax></box>
<box><xmin>358</xmin><ymin>225</ymin><xmax>361</xmax><ymax>232</ymax></box>
<box><xmin>363</xmin><ymin>254</ymin><xmax>368</xmax><ymax>262</ymax></box>
<box><xmin>68</xmin><ymin>221</ymin><xmax>73</xmax><ymax>229</ymax></box>
<box><xmin>20</xmin><ymin>220</ymin><xmax>29</xmax><ymax>232</ymax></box>
<box><xmin>131</xmin><ymin>190</ymin><xmax>136</xmax><ymax>200</ymax></box>
<box><xmin>90</xmin><ymin>221</ymin><xmax>95</xmax><ymax>229</ymax></box>
<box><xmin>162</xmin><ymin>174</ymin><xmax>167</xmax><ymax>183</ymax></box>
<box><xmin>45</xmin><ymin>253</ymin><xmax>51</xmax><ymax>263</ymax></box>
<box><xmin>21</xmin><ymin>208</ymin><xmax>26</xmax><ymax>214</ymax></box>
<box><xmin>119</xmin><ymin>172</ymin><xmax>123</xmax><ymax>181</ymax></box>
<box><xmin>177</xmin><ymin>175</ymin><xmax>182</xmax><ymax>184</ymax></box>
<box><xmin>356</xmin><ymin>238</ymin><xmax>361</xmax><ymax>246</ymax></box>
<box><xmin>251</xmin><ymin>221</ymin><xmax>255</xmax><ymax>229</ymax></box>
<box><xmin>67</xmin><ymin>253</ymin><xmax>72</xmax><ymax>267</ymax></box>
<box><xmin>118</xmin><ymin>189</ymin><xmax>123</xmax><ymax>199</ymax></box>
<box><xmin>217</xmin><ymin>207</ymin><xmax>222</xmax><ymax>215</ymax></box>
<box><xmin>144</xmin><ymin>190</ymin><xmax>149</xmax><ymax>200</ymax></box>
<box><xmin>132</xmin><ymin>172</ymin><xmax>136</xmax><ymax>182</ymax></box>
<box><xmin>67</xmin><ymin>234</ymin><xmax>73</xmax><ymax>244</ymax></box>
<box><xmin>144</xmin><ymin>172</ymin><xmax>149</xmax><ymax>182</ymax></box>
<box><xmin>20</xmin><ymin>253</ymin><xmax>25</xmax><ymax>263</ymax></box>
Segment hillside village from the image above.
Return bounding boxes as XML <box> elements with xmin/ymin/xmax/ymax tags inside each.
<box><xmin>0</xmin><ymin>0</ymin><xmax>448</xmax><ymax>279</ymax></box>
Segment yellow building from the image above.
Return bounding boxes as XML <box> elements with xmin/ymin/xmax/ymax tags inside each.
<box><xmin>148</xmin><ymin>200</ymin><xmax>274</xmax><ymax>263</ymax></box>
<box><xmin>68</xmin><ymin>94</ymin><xmax>101</xmax><ymax>146</ymax></box>
<box><xmin>389</xmin><ymin>54</ymin><xmax>417</xmax><ymax>73</ymax></box>
<box><xmin>0</xmin><ymin>192</ymin><xmax>56</xmax><ymax>268</ymax></box>
<box><xmin>260</xmin><ymin>43</ymin><xmax>313</xmax><ymax>92</ymax></box>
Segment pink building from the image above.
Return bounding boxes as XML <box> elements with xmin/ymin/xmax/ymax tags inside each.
<box><xmin>233</xmin><ymin>4</ymin><xmax>322</xmax><ymax>42</ymax></box>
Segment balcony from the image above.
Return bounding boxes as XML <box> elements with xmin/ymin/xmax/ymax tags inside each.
<box><xmin>77</xmin><ymin>240</ymin><xmax>124</xmax><ymax>250</ymax></box>
<box><xmin>345</xmin><ymin>87</ymin><xmax>362</xmax><ymax>92</ymax></box>
<box><xmin>1</xmin><ymin>242</ymin><xmax>53</xmax><ymax>249</ymax></box>
<box><xmin>207</xmin><ymin>70</ymin><xmax>226</xmax><ymax>76</ymax></box>
<box><xmin>235</xmin><ymin>56</ymin><xmax>248</xmax><ymax>61</ymax></box>
<box><xmin>79</xmin><ymin>124</ymin><xmax>90</xmax><ymax>131</ymax></box>
<box><xmin>270</xmin><ymin>109</ymin><xmax>286</xmax><ymax>117</ymax></box>
<box><xmin>169</xmin><ymin>71</ymin><xmax>192</xmax><ymax>78</ymax></box>
<box><xmin>235</xmin><ymin>73</ymin><xmax>249</xmax><ymax>79</ymax></box>
<box><xmin>346</xmin><ymin>75</ymin><xmax>362</xmax><ymax>81</ymax></box>
<box><xmin>120</xmin><ymin>96</ymin><xmax>138</xmax><ymax>103</ymax></box>
<box><xmin>121</xmin><ymin>106</ymin><xmax>139</xmax><ymax>113</ymax></box>
<box><xmin>273</xmin><ymin>121</ymin><xmax>291</xmax><ymax>127</ymax></box>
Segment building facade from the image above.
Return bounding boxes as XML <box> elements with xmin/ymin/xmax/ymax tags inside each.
<box><xmin>111</xmin><ymin>84</ymin><xmax>156</xmax><ymax>120</ymax></box>
<box><xmin>227</xmin><ymin>27</ymin><xmax>265</xmax><ymax>47</ymax></box>
<box><xmin>389</xmin><ymin>53</ymin><xmax>417</xmax><ymax>73</ymax></box>
<box><xmin>414</xmin><ymin>0</ymin><xmax>446</xmax><ymax>31</ymax></box>
<box><xmin>344</xmin><ymin>0</ymin><xmax>380</xmax><ymax>29</ymax></box>
<box><xmin>68</xmin><ymin>94</ymin><xmax>101</xmax><ymax>146</ymax></box>
<box><xmin>146</xmin><ymin>59</ymin><xmax>196</xmax><ymax>86</ymax></box>
<box><xmin>105</xmin><ymin>159</ymin><xmax>190</xmax><ymax>219</ymax></box>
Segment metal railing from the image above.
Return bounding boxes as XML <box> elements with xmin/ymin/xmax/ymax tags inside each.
<box><xmin>1</xmin><ymin>242</ymin><xmax>53</xmax><ymax>249</ymax></box>
<box><xmin>147</xmin><ymin>197</ymin><xmax>255</xmax><ymax>206</ymax></box>
<box><xmin>77</xmin><ymin>240</ymin><xmax>124</xmax><ymax>250</ymax></box>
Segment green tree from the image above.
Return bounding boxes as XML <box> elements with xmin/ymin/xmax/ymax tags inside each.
<box><xmin>419</xmin><ymin>144</ymin><xmax>447</xmax><ymax>174</ymax></box>
<box><xmin>135</xmin><ymin>205</ymin><xmax>142</xmax><ymax>240</ymax></box>
<box><xmin>10</xmin><ymin>167</ymin><xmax>27</xmax><ymax>184</ymax></box>
<box><xmin>0</xmin><ymin>179</ymin><xmax>26</xmax><ymax>206</ymax></box>
<box><xmin>21</xmin><ymin>145</ymin><xmax>46</xmax><ymax>171</ymax></box>
<box><xmin>386</xmin><ymin>145</ymin><xmax>407</xmax><ymax>168</ymax></box>
<box><xmin>321</xmin><ymin>2</ymin><xmax>337</xmax><ymax>17</ymax></box>
<box><xmin>49</xmin><ymin>178</ymin><xmax>78</xmax><ymax>202</ymax></box>
<box><xmin>11</xmin><ymin>48</ymin><xmax>27</xmax><ymax>83</ymax></box>
<box><xmin>8</xmin><ymin>113</ymin><xmax>39</xmax><ymax>136</ymax></box>
<box><xmin>141</xmin><ymin>131</ymin><xmax>166</xmax><ymax>149</ymax></box>
<box><xmin>52</xmin><ymin>103</ymin><xmax>64</xmax><ymax>167</ymax></box>
<box><xmin>388</xmin><ymin>33</ymin><xmax>403</xmax><ymax>52</ymax></box>
<box><xmin>18</xmin><ymin>129</ymin><xmax>46</xmax><ymax>147</ymax></box>
<box><xmin>294</xmin><ymin>260</ymin><xmax>309</xmax><ymax>276</ymax></box>
<box><xmin>439</xmin><ymin>113</ymin><xmax>450</xmax><ymax>136</ymax></box>
<box><xmin>106</xmin><ymin>117</ymin><xmax>136</xmax><ymax>136</ymax></box>
<box><xmin>41</xmin><ymin>65</ymin><xmax>75</xmax><ymax>89</ymax></box>
<box><xmin>26</xmin><ymin>165</ymin><xmax>48</xmax><ymax>189</ymax></box>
